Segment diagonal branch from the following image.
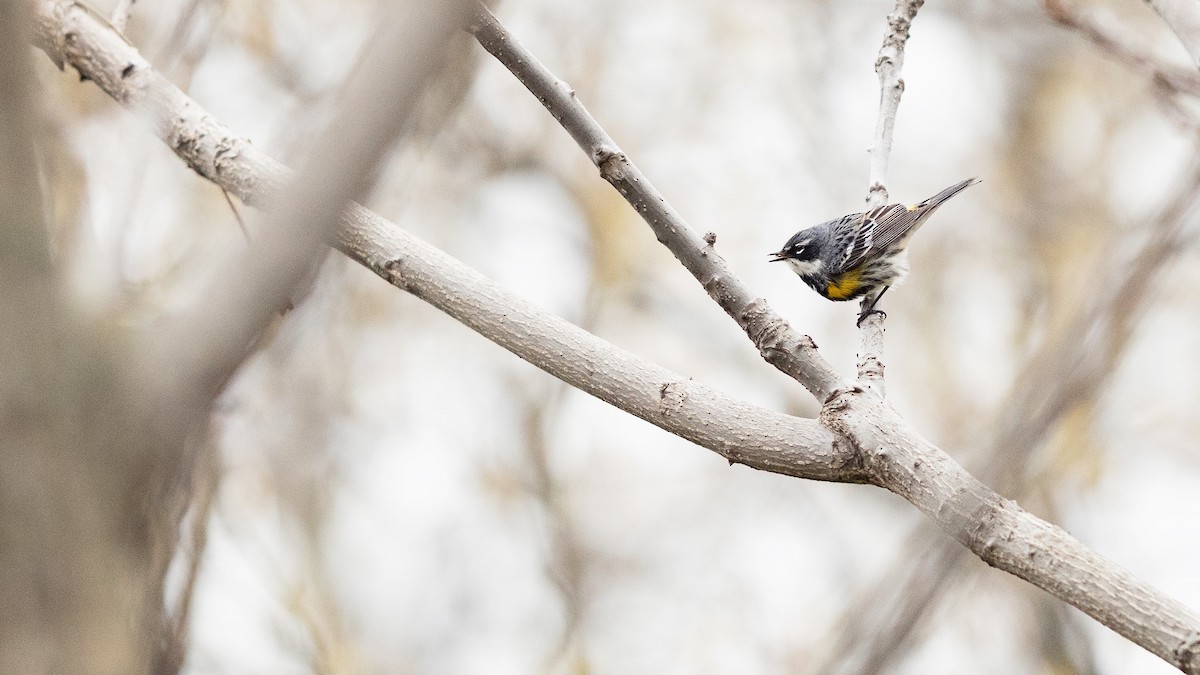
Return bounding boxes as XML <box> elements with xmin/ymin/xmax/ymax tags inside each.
<box><xmin>466</xmin><ymin>4</ymin><xmax>845</xmax><ymax>403</ymax></box>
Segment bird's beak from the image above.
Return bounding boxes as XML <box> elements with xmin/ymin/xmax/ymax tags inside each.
<box><xmin>768</xmin><ymin>251</ymin><xmax>788</xmax><ymax>262</ymax></box>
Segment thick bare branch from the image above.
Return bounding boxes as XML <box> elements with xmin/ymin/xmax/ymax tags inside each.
<box><xmin>466</xmin><ymin>4</ymin><xmax>845</xmax><ymax>403</ymax></box>
<box><xmin>30</xmin><ymin>4</ymin><xmax>1200</xmax><ymax>671</ymax></box>
<box><xmin>822</xmin><ymin>389</ymin><xmax>1200</xmax><ymax>674</ymax></box>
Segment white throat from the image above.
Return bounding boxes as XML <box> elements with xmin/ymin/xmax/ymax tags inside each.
<box><xmin>785</xmin><ymin>258</ymin><xmax>824</xmax><ymax>277</ymax></box>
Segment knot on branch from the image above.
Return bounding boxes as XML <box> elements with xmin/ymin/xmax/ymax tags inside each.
<box><xmin>742</xmin><ymin>299</ymin><xmax>819</xmax><ymax>358</ymax></box>
<box><xmin>594</xmin><ymin>146</ymin><xmax>627</xmax><ymax>176</ymax></box>
<box><xmin>885</xmin><ymin>16</ymin><xmax>912</xmax><ymax>40</ymax></box>
<box><xmin>816</xmin><ymin>386</ymin><xmax>878</xmax><ymax>481</ymax></box>
<box><xmin>820</xmin><ymin>385</ymin><xmax>865</xmax><ymax>412</ymax></box>
<box><xmin>1175</xmin><ymin>632</ymin><xmax>1200</xmax><ymax>674</ymax></box>
<box><xmin>382</xmin><ymin>257</ymin><xmax>414</xmax><ymax>292</ymax></box>
<box><xmin>658</xmin><ymin>380</ymin><xmax>688</xmax><ymax>414</ymax></box>
<box><xmin>941</xmin><ymin>483</ymin><xmax>1008</xmax><ymax>556</ymax></box>
<box><xmin>867</xmin><ymin>182</ymin><xmax>889</xmax><ymax>207</ymax></box>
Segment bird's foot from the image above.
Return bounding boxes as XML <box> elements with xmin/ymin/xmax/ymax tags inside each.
<box><xmin>856</xmin><ymin>308</ymin><xmax>887</xmax><ymax>327</ymax></box>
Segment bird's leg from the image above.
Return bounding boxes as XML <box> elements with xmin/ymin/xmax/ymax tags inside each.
<box><xmin>856</xmin><ymin>287</ymin><xmax>889</xmax><ymax>326</ymax></box>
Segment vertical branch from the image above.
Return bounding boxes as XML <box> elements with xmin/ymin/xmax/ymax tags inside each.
<box><xmin>858</xmin><ymin>0</ymin><xmax>925</xmax><ymax>393</ymax></box>
<box><xmin>867</xmin><ymin>0</ymin><xmax>924</xmax><ymax>208</ymax></box>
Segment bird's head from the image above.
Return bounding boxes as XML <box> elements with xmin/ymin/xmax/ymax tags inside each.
<box><xmin>770</xmin><ymin>231</ymin><xmax>824</xmax><ymax>277</ymax></box>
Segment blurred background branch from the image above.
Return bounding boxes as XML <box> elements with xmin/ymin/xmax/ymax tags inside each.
<box><xmin>1146</xmin><ymin>0</ymin><xmax>1200</xmax><ymax>67</ymax></box>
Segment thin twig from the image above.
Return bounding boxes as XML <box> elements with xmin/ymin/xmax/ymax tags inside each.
<box><xmin>221</xmin><ymin>188</ymin><xmax>250</xmax><ymax>242</ymax></box>
<box><xmin>867</xmin><ymin>0</ymin><xmax>924</xmax><ymax>208</ymax></box>
<box><xmin>857</xmin><ymin>0</ymin><xmax>925</xmax><ymax>393</ymax></box>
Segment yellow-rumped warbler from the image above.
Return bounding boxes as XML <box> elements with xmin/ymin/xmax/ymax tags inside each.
<box><xmin>770</xmin><ymin>178</ymin><xmax>979</xmax><ymax>325</ymax></box>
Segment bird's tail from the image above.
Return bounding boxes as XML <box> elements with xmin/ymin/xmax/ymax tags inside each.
<box><xmin>916</xmin><ymin>177</ymin><xmax>981</xmax><ymax>211</ymax></box>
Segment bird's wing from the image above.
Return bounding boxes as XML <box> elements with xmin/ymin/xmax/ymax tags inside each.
<box><xmin>859</xmin><ymin>203</ymin><xmax>923</xmax><ymax>258</ymax></box>
<box><xmin>838</xmin><ymin>205</ymin><xmax>916</xmax><ymax>270</ymax></box>
<box><xmin>829</xmin><ymin>213</ymin><xmax>869</xmax><ymax>272</ymax></box>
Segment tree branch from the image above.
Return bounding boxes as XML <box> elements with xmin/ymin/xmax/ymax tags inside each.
<box><xmin>867</xmin><ymin>0</ymin><xmax>923</xmax><ymax>208</ymax></box>
<box><xmin>466</xmin><ymin>4</ymin><xmax>845</xmax><ymax>403</ymax></box>
<box><xmin>857</xmin><ymin>0</ymin><xmax>925</xmax><ymax>393</ymax></box>
<box><xmin>30</xmin><ymin>3</ymin><xmax>1200</xmax><ymax>672</ymax></box>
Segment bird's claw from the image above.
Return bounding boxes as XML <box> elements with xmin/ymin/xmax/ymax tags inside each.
<box><xmin>856</xmin><ymin>309</ymin><xmax>887</xmax><ymax>327</ymax></box>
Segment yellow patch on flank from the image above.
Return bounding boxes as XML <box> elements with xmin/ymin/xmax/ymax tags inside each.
<box><xmin>906</xmin><ymin>204</ymin><xmax>918</xmax><ymax>211</ymax></box>
<box><xmin>825</xmin><ymin>270</ymin><xmax>862</xmax><ymax>300</ymax></box>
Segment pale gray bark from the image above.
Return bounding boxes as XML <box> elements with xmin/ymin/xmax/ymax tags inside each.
<box><xmin>856</xmin><ymin>0</ymin><xmax>925</xmax><ymax>391</ymax></box>
<box><xmin>867</xmin><ymin>0</ymin><xmax>923</xmax><ymax>209</ymax></box>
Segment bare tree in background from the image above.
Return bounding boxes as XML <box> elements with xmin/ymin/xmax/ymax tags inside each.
<box><xmin>7</xmin><ymin>0</ymin><xmax>1200</xmax><ymax>673</ymax></box>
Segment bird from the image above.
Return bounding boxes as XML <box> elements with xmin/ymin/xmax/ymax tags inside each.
<box><xmin>769</xmin><ymin>178</ymin><xmax>979</xmax><ymax>325</ymax></box>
